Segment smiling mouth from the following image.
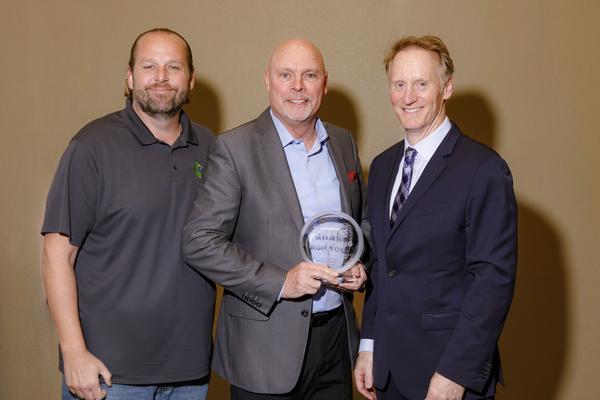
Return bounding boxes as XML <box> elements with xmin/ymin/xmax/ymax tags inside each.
<box><xmin>403</xmin><ymin>107</ymin><xmax>422</xmax><ymax>113</ymax></box>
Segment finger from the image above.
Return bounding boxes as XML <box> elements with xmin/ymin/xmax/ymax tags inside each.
<box><xmin>338</xmin><ymin>279</ymin><xmax>361</xmax><ymax>290</ymax></box>
<box><xmin>341</xmin><ymin>270</ymin><xmax>358</xmax><ymax>282</ymax></box>
<box><xmin>359</xmin><ymin>387</ymin><xmax>376</xmax><ymax>400</ymax></box>
<box><xmin>99</xmin><ymin>366</ymin><xmax>112</xmax><ymax>386</ymax></box>
<box><xmin>88</xmin><ymin>380</ymin><xmax>105</xmax><ymax>400</ymax></box>
<box><xmin>83</xmin><ymin>387</ymin><xmax>97</xmax><ymax>400</ymax></box>
<box><xmin>354</xmin><ymin>265</ymin><xmax>363</xmax><ymax>278</ymax></box>
<box><xmin>365</xmin><ymin>370</ymin><xmax>374</xmax><ymax>390</ymax></box>
<box><xmin>311</xmin><ymin>272</ymin><xmax>335</xmax><ymax>285</ymax></box>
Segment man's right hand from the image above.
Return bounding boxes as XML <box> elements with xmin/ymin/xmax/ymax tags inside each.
<box><xmin>355</xmin><ymin>351</ymin><xmax>376</xmax><ymax>400</ymax></box>
<box><xmin>281</xmin><ymin>261</ymin><xmax>340</xmax><ymax>299</ymax></box>
<box><xmin>63</xmin><ymin>349</ymin><xmax>112</xmax><ymax>400</ymax></box>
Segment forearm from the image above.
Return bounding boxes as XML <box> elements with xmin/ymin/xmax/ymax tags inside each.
<box><xmin>41</xmin><ymin>233</ymin><xmax>86</xmax><ymax>356</ymax></box>
<box><xmin>183</xmin><ymin>232</ymin><xmax>286</xmax><ymax>311</ymax></box>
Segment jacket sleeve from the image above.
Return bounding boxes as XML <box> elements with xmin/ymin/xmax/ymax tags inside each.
<box><xmin>182</xmin><ymin>137</ymin><xmax>287</xmax><ymax>315</ymax></box>
<box><xmin>436</xmin><ymin>156</ymin><xmax>517</xmax><ymax>392</ymax></box>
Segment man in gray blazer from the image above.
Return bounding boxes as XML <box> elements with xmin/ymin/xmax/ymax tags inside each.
<box><xmin>183</xmin><ymin>39</ymin><xmax>369</xmax><ymax>400</ymax></box>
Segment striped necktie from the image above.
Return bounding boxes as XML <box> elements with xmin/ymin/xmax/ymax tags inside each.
<box><xmin>390</xmin><ymin>147</ymin><xmax>417</xmax><ymax>226</ymax></box>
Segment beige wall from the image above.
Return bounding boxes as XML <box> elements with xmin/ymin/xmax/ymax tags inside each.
<box><xmin>2</xmin><ymin>0</ymin><xmax>599</xmax><ymax>398</ymax></box>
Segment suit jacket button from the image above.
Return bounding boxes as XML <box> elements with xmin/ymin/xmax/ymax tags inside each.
<box><xmin>388</xmin><ymin>270</ymin><xmax>396</xmax><ymax>277</ymax></box>
<box><xmin>301</xmin><ymin>310</ymin><xmax>309</xmax><ymax>317</ymax></box>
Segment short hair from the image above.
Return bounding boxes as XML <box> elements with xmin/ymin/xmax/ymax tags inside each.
<box><xmin>125</xmin><ymin>28</ymin><xmax>194</xmax><ymax>98</ymax></box>
<box><xmin>383</xmin><ymin>35</ymin><xmax>454</xmax><ymax>81</ymax></box>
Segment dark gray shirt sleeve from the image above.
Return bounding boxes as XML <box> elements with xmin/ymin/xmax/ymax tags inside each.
<box><xmin>42</xmin><ymin>140</ymin><xmax>97</xmax><ymax>246</ymax></box>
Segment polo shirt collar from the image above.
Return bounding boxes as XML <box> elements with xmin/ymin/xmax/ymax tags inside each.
<box><xmin>122</xmin><ymin>98</ymin><xmax>198</xmax><ymax>146</ymax></box>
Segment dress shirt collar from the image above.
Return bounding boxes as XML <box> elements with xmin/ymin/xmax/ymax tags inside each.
<box><xmin>270</xmin><ymin>109</ymin><xmax>328</xmax><ymax>149</ymax></box>
<box><xmin>404</xmin><ymin>117</ymin><xmax>451</xmax><ymax>161</ymax></box>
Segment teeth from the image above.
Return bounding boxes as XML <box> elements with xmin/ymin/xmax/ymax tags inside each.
<box><xmin>404</xmin><ymin>108</ymin><xmax>420</xmax><ymax>113</ymax></box>
<box><xmin>289</xmin><ymin>99</ymin><xmax>307</xmax><ymax>103</ymax></box>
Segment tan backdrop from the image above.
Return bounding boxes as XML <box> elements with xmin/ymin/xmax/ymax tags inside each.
<box><xmin>2</xmin><ymin>0</ymin><xmax>598</xmax><ymax>398</ymax></box>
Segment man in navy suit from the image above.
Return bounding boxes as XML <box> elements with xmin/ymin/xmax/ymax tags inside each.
<box><xmin>354</xmin><ymin>36</ymin><xmax>517</xmax><ymax>400</ymax></box>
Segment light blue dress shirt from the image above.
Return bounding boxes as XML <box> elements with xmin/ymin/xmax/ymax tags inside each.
<box><xmin>271</xmin><ymin>110</ymin><xmax>343</xmax><ymax>313</ymax></box>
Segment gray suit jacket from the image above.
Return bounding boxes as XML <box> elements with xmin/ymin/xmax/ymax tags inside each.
<box><xmin>182</xmin><ymin>108</ymin><xmax>369</xmax><ymax>394</ymax></box>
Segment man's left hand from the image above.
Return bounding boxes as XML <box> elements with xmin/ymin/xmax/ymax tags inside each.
<box><xmin>425</xmin><ymin>372</ymin><xmax>465</xmax><ymax>400</ymax></box>
<box><xmin>337</xmin><ymin>262</ymin><xmax>366</xmax><ymax>292</ymax></box>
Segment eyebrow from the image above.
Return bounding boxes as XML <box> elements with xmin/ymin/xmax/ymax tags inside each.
<box><xmin>139</xmin><ymin>58</ymin><xmax>184</xmax><ymax>64</ymax></box>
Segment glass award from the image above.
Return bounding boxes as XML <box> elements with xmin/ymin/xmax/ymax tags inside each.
<box><xmin>299</xmin><ymin>211</ymin><xmax>364</xmax><ymax>274</ymax></box>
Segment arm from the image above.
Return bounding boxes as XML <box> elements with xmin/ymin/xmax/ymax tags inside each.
<box><xmin>354</xmin><ymin>155</ymin><xmax>382</xmax><ymax>399</ymax></box>
<box><xmin>433</xmin><ymin>156</ymin><xmax>517</xmax><ymax>393</ymax></box>
<box><xmin>42</xmin><ymin>233</ymin><xmax>111</xmax><ymax>400</ymax></box>
<box><xmin>183</xmin><ymin>138</ymin><xmax>338</xmax><ymax>314</ymax></box>
<box><xmin>354</xmin><ymin>257</ymin><xmax>378</xmax><ymax>400</ymax></box>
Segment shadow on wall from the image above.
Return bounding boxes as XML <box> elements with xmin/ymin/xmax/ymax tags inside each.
<box><xmin>448</xmin><ymin>91</ymin><xmax>569</xmax><ymax>399</ymax></box>
<box><xmin>319</xmin><ymin>86</ymin><xmax>362</xmax><ymax>146</ymax></box>
<box><xmin>184</xmin><ymin>78</ymin><xmax>223</xmax><ymax>134</ymax></box>
<box><xmin>498</xmin><ymin>203</ymin><xmax>569</xmax><ymax>400</ymax></box>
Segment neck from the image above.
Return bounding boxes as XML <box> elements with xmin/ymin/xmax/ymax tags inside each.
<box><xmin>284</xmin><ymin>119</ymin><xmax>318</xmax><ymax>151</ymax></box>
<box><xmin>405</xmin><ymin>112</ymin><xmax>447</xmax><ymax>146</ymax></box>
<box><xmin>132</xmin><ymin>101</ymin><xmax>182</xmax><ymax>146</ymax></box>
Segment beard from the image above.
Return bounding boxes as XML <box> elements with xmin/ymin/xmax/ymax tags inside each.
<box><xmin>133</xmin><ymin>83</ymin><xmax>189</xmax><ymax>119</ymax></box>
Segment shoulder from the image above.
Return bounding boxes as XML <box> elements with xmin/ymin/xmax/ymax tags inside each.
<box><xmin>372</xmin><ymin>141</ymin><xmax>403</xmax><ymax>166</ymax></box>
<box><xmin>323</xmin><ymin>121</ymin><xmax>352</xmax><ymax>137</ymax></box>
<box><xmin>323</xmin><ymin>121</ymin><xmax>355</xmax><ymax>145</ymax></box>
<box><xmin>71</xmin><ymin>109</ymin><xmax>126</xmax><ymax>148</ymax></box>
<box><xmin>453</xmin><ymin>131</ymin><xmax>511</xmax><ymax>176</ymax></box>
<box><xmin>217</xmin><ymin>117</ymin><xmax>262</xmax><ymax>147</ymax></box>
<box><xmin>191</xmin><ymin>121</ymin><xmax>215</xmax><ymax>146</ymax></box>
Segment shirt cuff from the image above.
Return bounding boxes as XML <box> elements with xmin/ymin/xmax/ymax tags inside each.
<box><xmin>359</xmin><ymin>338</ymin><xmax>374</xmax><ymax>352</ymax></box>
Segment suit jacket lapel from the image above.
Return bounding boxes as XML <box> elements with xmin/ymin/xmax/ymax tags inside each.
<box><xmin>254</xmin><ymin>109</ymin><xmax>305</xmax><ymax>231</ymax></box>
<box><xmin>384</xmin><ymin>141</ymin><xmax>404</xmax><ymax>223</ymax></box>
<box><xmin>325</xmin><ymin>127</ymin><xmax>352</xmax><ymax>215</ymax></box>
<box><xmin>378</xmin><ymin>141</ymin><xmax>405</xmax><ymax>235</ymax></box>
<box><xmin>388</xmin><ymin>125</ymin><xmax>462</xmax><ymax>239</ymax></box>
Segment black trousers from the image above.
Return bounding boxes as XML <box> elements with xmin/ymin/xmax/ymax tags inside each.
<box><xmin>231</xmin><ymin>306</ymin><xmax>352</xmax><ymax>400</ymax></box>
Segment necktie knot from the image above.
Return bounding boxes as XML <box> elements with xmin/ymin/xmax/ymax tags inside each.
<box><xmin>404</xmin><ymin>147</ymin><xmax>417</xmax><ymax>166</ymax></box>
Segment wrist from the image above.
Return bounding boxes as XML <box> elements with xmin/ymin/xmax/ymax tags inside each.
<box><xmin>59</xmin><ymin>341</ymin><xmax>88</xmax><ymax>358</ymax></box>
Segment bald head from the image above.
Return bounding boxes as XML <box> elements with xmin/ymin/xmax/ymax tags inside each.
<box><xmin>267</xmin><ymin>39</ymin><xmax>326</xmax><ymax>73</ymax></box>
<box><xmin>264</xmin><ymin>39</ymin><xmax>328</xmax><ymax>137</ymax></box>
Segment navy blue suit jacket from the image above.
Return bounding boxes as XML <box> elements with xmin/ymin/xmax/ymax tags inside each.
<box><xmin>362</xmin><ymin>123</ymin><xmax>517</xmax><ymax>399</ymax></box>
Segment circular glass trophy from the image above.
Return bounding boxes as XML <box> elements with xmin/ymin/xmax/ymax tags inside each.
<box><xmin>299</xmin><ymin>211</ymin><xmax>364</xmax><ymax>273</ymax></box>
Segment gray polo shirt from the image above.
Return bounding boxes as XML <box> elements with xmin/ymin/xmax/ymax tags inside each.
<box><xmin>42</xmin><ymin>99</ymin><xmax>215</xmax><ymax>384</ymax></box>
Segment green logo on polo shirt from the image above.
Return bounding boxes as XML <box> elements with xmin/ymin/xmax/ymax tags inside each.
<box><xmin>193</xmin><ymin>161</ymin><xmax>204</xmax><ymax>179</ymax></box>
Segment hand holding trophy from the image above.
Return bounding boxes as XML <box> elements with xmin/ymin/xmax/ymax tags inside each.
<box><xmin>299</xmin><ymin>211</ymin><xmax>364</xmax><ymax>285</ymax></box>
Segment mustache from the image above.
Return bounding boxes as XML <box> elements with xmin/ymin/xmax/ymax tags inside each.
<box><xmin>145</xmin><ymin>83</ymin><xmax>176</xmax><ymax>90</ymax></box>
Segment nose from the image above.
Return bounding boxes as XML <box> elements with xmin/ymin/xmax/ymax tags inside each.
<box><xmin>155</xmin><ymin>65</ymin><xmax>169</xmax><ymax>83</ymax></box>
<box><xmin>403</xmin><ymin>86</ymin><xmax>417</xmax><ymax>104</ymax></box>
<box><xmin>291</xmin><ymin>75</ymin><xmax>305</xmax><ymax>92</ymax></box>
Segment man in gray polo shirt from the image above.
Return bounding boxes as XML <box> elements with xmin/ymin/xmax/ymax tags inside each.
<box><xmin>41</xmin><ymin>28</ymin><xmax>215</xmax><ymax>400</ymax></box>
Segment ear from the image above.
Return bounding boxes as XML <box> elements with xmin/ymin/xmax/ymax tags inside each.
<box><xmin>189</xmin><ymin>71</ymin><xmax>196</xmax><ymax>91</ymax></box>
<box><xmin>264</xmin><ymin>68</ymin><xmax>270</xmax><ymax>92</ymax></box>
<box><xmin>127</xmin><ymin>67</ymin><xmax>134</xmax><ymax>91</ymax></box>
<box><xmin>323</xmin><ymin>70</ymin><xmax>328</xmax><ymax>96</ymax></box>
<box><xmin>442</xmin><ymin>76</ymin><xmax>454</xmax><ymax>100</ymax></box>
